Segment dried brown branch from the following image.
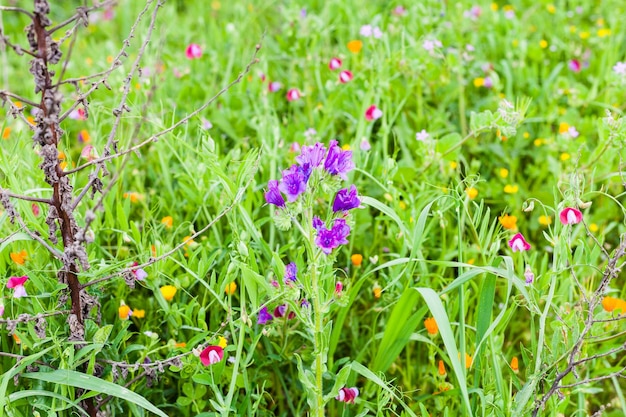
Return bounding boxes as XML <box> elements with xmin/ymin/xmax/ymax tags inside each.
<box><xmin>46</xmin><ymin>1</ymin><xmax>117</xmax><ymax>35</ymax></box>
<box><xmin>0</xmin><ymin>90</ymin><xmax>41</xmax><ymax>108</ymax></box>
<box><xmin>1</xmin><ymin>190</ymin><xmax>53</xmax><ymax>204</ymax></box>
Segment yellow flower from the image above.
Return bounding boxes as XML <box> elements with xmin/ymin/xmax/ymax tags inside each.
<box><xmin>161</xmin><ymin>216</ymin><xmax>173</xmax><ymax>229</ymax></box>
<box><xmin>523</xmin><ymin>132</ymin><xmax>530</xmax><ymax>139</ymax></box>
<box><xmin>182</xmin><ymin>236</ymin><xmax>196</xmax><ymax>246</ymax></box>
<box><xmin>503</xmin><ymin>184</ymin><xmax>519</xmax><ymax>194</ymax></box>
<box><xmin>160</xmin><ymin>285</ymin><xmax>177</xmax><ymax>301</ymax></box>
<box><xmin>490</xmin><ymin>3</ymin><xmax>498</xmax><ymax>11</ymax></box>
<box><xmin>467</xmin><ymin>258</ymin><xmax>475</xmax><ymax>265</ymax></box>
<box><xmin>579</xmin><ymin>31</ymin><xmax>590</xmax><ymax>40</ymax></box>
<box><xmin>218</xmin><ymin>336</ymin><xmax>228</xmax><ymax>348</ymax></box>
<box><xmin>133</xmin><ymin>309</ymin><xmax>145</xmax><ymax>318</ymax></box>
<box><xmin>511</xmin><ymin>356</ymin><xmax>519</xmax><ymax>373</ymax></box>
<box><xmin>539</xmin><ymin>40</ymin><xmax>548</xmax><ymax>49</ymax></box>
<box><xmin>499</xmin><ymin>168</ymin><xmax>509</xmax><ymax>178</ymax></box>
<box><xmin>546</xmin><ymin>4</ymin><xmax>555</xmax><ymax>13</ymax></box>
<box><xmin>569</xmin><ymin>25</ymin><xmax>577</xmax><ymax>33</ymax></box>
<box><xmin>341</xmin><ymin>144</ymin><xmax>351</xmax><ymax>151</ymax></box>
<box><xmin>225</xmin><ymin>281</ymin><xmax>237</xmax><ymax>295</ymax></box>
<box><xmin>465</xmin><ymin>187</ymin><xmax>478</xmax><ymax>200</ymax></box>
<box><xmin>211</xmin><ymin>0</ymin><xmax>221</xmax><ymax>10</ymax></box>
<box><xmin>351</xmin><ymin>254</ymin><xmax>363</xmax><ymax>266</ymax></box>
<box><xmin>511</xmin><ymin>39</ymin><xmax>518</xmax><ymax>48</ymax></box>
<box><xmin>85</xmin><ymin>57</ymin><xmax>93</xmax><ymax>66</ymax></box>
<box><xmin>119</xmin><ymin>304</ymin><xmax>132</xmax><ymax>320</ymax></box>
<box><xmin>538</xmin><ymin>215</ymin><xmax>552</xmax><ymax>226</ymax></box>
<box><xmin>473</xmin><ymin>77</ymin><xmax>485</xmax><ymax>87</ymax></box>
<box><xmin>2</xmin><ymin>127</ymin><xmax>11</xmax><ymax>140</ymax></box>
<box><xmin>449</xmin><ymin>161</ymin><xmax>458</xmax><ymax>169</ymax></box>
<box><xmin>560</xmin><ymin>153</ymin><xmax>570</xmax><ymax>161</ymax></box>
<box><xmin>347</xmin><ymin>40</ymin><xmax>363</xmax><ymax>54</ymax></box>
<box><xmin>399</xmin><ymin>200</ymin><xmax>407</xmax><ymax>210</ymax></box>
<box><xmin>123</xmin><ymin>192</ymin><xmax>142</xmax><ymax>203</ymax></box>
<box><xmin>589</xmin><ymin>223</ymin><xmax>599</xmax><ymax>232</ymax></box>
<box><xmin>558</xmin><ymin>122</ymin><xmax>570</xmax><ymax>134</ymax></box>
<box><xmin>372</xmin><ymin>284</ymin><xmax>382</xmax><ymax>299</ymax></box>
<box><xmin>597</xmin><ymin>28</ymin><xmax>611</xmax><ymax>38</ymax></box>
<box><xmin>534</xmin><ymin>138</ymin><xmax>544</xmax><ymax>147</ymax></box>
<box><xmin>424</xmin><ymin>317</ymin><xmax>438</xmax><ymax>336</ymax></box>
<box><xmin>12</xmin><ymin>333</ymin><xmax>21</xmax><ymax>344</ymax></box>
<box><xmin>499</xmin><ymin>214</ymin><xmax>517</xmax><ymax>230</ymax></box>
<box><xmin>10</xmin><ymin>250</ymin><xmax>28</xmax><ymax>265</ymax></box>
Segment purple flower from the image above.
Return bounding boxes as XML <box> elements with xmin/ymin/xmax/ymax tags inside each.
<box><xmin>524</xmin><ymin>265</ymin><xmax>534</xmax><ymax>285</ymax></box>
<box><xmin>258</xmin><ymin>306</ymin><xmax>273</xmax><ymax>325</ymax></box>
<box><xmin>274</xmin><ymin>304</ymin><xmax>288</xmax><ymax>318</ymax></box>
<box><xmin>312</xmin><ymin>216</ymin><xmax>325</xmax><ymax>231</ymax></box>
<box><xmin>265</xmin><ymin>180</ymin><xmax>286</xmax><ymax>208</ymax></box>
<box><xmin>297</xmin><ymin>143</ymin><xmax>327</xmax><ymax>168</ymax></box>
<box><xmin>278</xmin><ymin>165</ymin><xmax>307</xmax><ymax>202</ymax></box>
<box><xmin>285</xmin><ymin>262</ymin><xmax>298</xmax><ymax>284</ymax></box>
<box><xmin>314</xmin><ymin>218</ymin><xmax>351</xmax><ymax>254</ymax></box>
<box><xmin>333</xmin><ymin>185</ymin><xmax>360</xmax><ymax>212</ymax></box>
<box><xmin>324</xmin><ymin>140</ymin><xmax>355</xmax><ymax>180</ymax></box>
<box><xmin>301</xmin><ymin>299</ymin><xmax>310</xmax><ymax>308</ymax></box>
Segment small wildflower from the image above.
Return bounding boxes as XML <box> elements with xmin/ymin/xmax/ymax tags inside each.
<box><xmin>286</xmin><ymin>88</ymin><xmax>301</xmax><ymax>102</ymax></box>
<box><xmin>351</xmin><ymin>254</ymin><xmax>363</xmax><ymax>266</ymax></box>
<box><xmin>0</xmin><ymin>304</ymin><xmax>4</xmax><ymax>317</ymax></box>
<box><xmin>118</xmin><ymin>303</ymin><xmax>132</xmax><ymax>320</ymax></box>
<box><xmin>365</xmin><ymin>105</ymin><xmax>383</xmax><ymax>121</ymax></box>
<box><xmin>438</xmin><ymin>360</ymin><xmax>446</xmax><ymax>376</ymax></box>
<box><xmin>160</xmin><ymin>285</ymin><xmax>177</xmax><ymax>301</ymax></box>
<box><xmin>10</xmin><ymin>250</ymin><xmax>27</xmax><ymax>265</ymax></box>
<box><xmin>465</xmin><ymin>187</ymin><xmax>478</xmax><ymax>200</ymax></box>
<box><xmin>450</xmin><ymin>161</ymin><xmax>458</xmax><ymax>169</ymax></box>
<box><xmin>360</xmin><ymin>139</ymin><xmax>371</xmax><ymax>151</ymax></box>
<box><xmin>185</xmin><ymin>43</ymin><xmax>202</xmax><ymax>59</ymax></box>
<box><xmin>69</xmin><ymin>108</ymin><xmax>86</xmax><ymax>120</ymax></box>
<box><xmin>546</xmin><ymin>4</ymin><xmax>555</xmax><ymax>13</ymax></box>
<box><xmin>279</xmin><ymin>165</ymin><xmax>307</xmax><ymax>202</ymax></box>
<box><xmin>268</xmin><ymin>81</ymin><xmax>282</xmax><ymax>92</ymax></box>
<box><xmin>613</xmin><ymin>62</ymin><xmax>626</xmax><ymax>75</ymax></box>
<box><xmin>524</xmin><ymin>265</ymin><xmax>534</xmax><ymax>284</ymax></box>
<box><xmin>511</xmin><ymin>356</ymin><xmax>519</xmax><ymax>373</ymax></box>
<box><xmin>313</xmin><ymin>217</ymin><xmax>351</xmax><ymax>254</ymax></box>
<box><xmin>264</xmin><ymin>180</ymin><xmax>286</xmax><ymax>208</ymax></box>
<box><xmin>539</xmin><ymin>40</ymin><xmax>548</xmax><ymax>49</ymax></box>
<box><xmin>78</xmin><ymin>129</ymin><xmax>91</xmax><ymax>143</ymax></box>
<box><xmin>284</xmin><ymin>262</ymin><xmax>298</xmax><ymax>284</ymax></box>
<box><xmin>333</xmin><ymin>185</ymin><xmax>361</xmax><ymax>212</ymax></box>
<box><xmin>218</xmin><ymin>336</ymin><xmax>228</xmax><ymax>348</ymax></box>
<box><xmin>415</xmin><ymin>129</ymin><xmax>430</xmax><ymax>141</ymax></box>
<box><xmin>499</xmin><ymin>214</ymin><xmax>517</xmax><ymax>230</ymax></box>
<box><xmin>347</xmin><ymin>40</ymin><xmax>363</xmax><ymax>53</ymax></box>
<box><xmin>579</xmin><ymin>31</ymin><xmax>590</xmax><ymax>40</ymax></box>
<box><xmin>597</xmin><ymin>28</ymin><xmax>611</xmax><ymax>37</ymax></box>
<box><xmin>422</xmin><ymin>39</ymin><xmax>442</xmax><ymax>52</ymax></box>
<box><xmin>463</xmin><ymin>353</ymin><xmax>473</xmax><ymax>368</ymax></box>
<box><xmin>539</xmin><ymin>215</ymin><xmax>552</xmax><ymax>226</ymax></box>
<box><xmin>225</xmin><ymin>281</ymin><xmax>237</xmax><ymax>295</ymax></box>
<box><xmin>499</xmin><ymin>168</ymin><xmax>509</xmax><ymax>178</ymax></box>
<box><xmin>161</xmin><ymin>216</ymin><xmax>173</xmax><ymax>228</ymax></box>
<box><xmin>360</xmin><ymin>25</ymin><xmax>373</xmax><ymax>37</ymax></box>
<box><xmin>199</xmin><ymin>345</ymin><xmax>224</xmax><ymax>366</ymax></box>
<box><xmin>558</xmin><ymin>122</ymin><xmax>570</xmax><ymax>134</ymax></box>
<box><xmin>329</xmin><ymin>57</ymin><xmax>342</xmax><ymax>70</ymax></box>
<box><xmin>559</xmin><ymin>207</ymin><xmax>583</xmax><ymax>225</ymax></box>
<box><xmin>589</xmin><ymin>223</ymin><xmax>599</xmax><ymax>232</ymax></box>
<box><xmin>336</xmin><ymin>387</ymin><xmax>359</xmax><ymax>403</ymax></box>
<box><xmin>602</xmin><ymin>296</ymin><xmax>626</xmax><ymax>314</ymax></box>
<box><xmin>2</xmin><ymin>127</ymin><xmax>11</xmax><ymax>140</ymax></box>
<box><xmin>560</xmin><ymin>153</ymin><xmax>570</xmax><ymax>161</ymax></box>
<box><xmin>392</xmin><ymin>5</ymin><xmax>407</xmax><ymax>16</ymax></box>
<box><xmin>372</xmin><ymin>283</ymin><xmax>382</xmax><ymax>299</ymax></box>
<box><xmin>274</xmin><ymin>304</ymin><xmax>290</xmax><ymax>318</ymax></box>
<box><xmin>258</xmin><ymin>305</ymin><xmax>273</xmax><ymax>325</ymax></box>
<box><xmin>473</xmin><ymin>77</ymin><xmax>485</xmax><ymax>87</ymax></box>
<box><xmin>339</xmin><ymin>70</ymin><xmax>353</xmax><ymax>83</ymax></box>
<box><xmin>7</xmin><ymin>276</ymin><xmax>28</xmax><ymax>298</ymax></box>
<box><xmin>80</xmin><ymin>145</ymin><xmax>97</xmax><ymax>161</ymax></box>
<box><xmin>568</xmin><ymin>59</ymin><xmax>581</xmax><ymax>73</ymax></box>
<box><xmin>324</xmin><ymin>140</ymin><xmax>355</xmax><ymax>180</ymax></box>
<box><xmin>123</xmin><ymin>192</ymin><xmax>142</xmax><ymax>203</ymax></box>
<box><xmin>335</xmin><ymin>281</ymin><xmax>343</xmax><ymax>296</ymax></box>
<box><xmin>508</xmin><ymin>233</ymin><xmax>531</xmax><ymax>252</ymax></box>
<box><xmin>132</xmin><ymin>262</ymin><xmax>147</xmax><ymax>281</ymax></box>
<box><xmin>174</xmin><ymin>341</ymin><xmax>187</xmax><ymax>348</ymax></box>
<box><xmin>424</xmin><ymin>317</ymin><xmax>438</xmax><ymax>336</ymax></box>
<box><xmin>503</xmin><ymin>184</ymin><xmax>519</xmax><ymax>194</ymax></box>
<box><xmin>133</xmin><ymin>309</ymin><xmax>145</xmax><ymax>318</ymax></box>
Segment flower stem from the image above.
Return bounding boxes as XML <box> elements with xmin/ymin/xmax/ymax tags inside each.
<box><xmin>312</xmin><ymin>263</ymin><xmax>325</xmax><ymax>417</ymax></box>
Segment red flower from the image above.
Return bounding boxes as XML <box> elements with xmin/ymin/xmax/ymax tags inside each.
<box><xmin>199</xmin><ymin>345</ymin><xmax>224</xmax><ymax>366</ymax></box>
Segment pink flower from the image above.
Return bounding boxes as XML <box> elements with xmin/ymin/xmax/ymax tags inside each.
<box><xmin>268</xmin><ymin>81</ymin><xmax>282</xmax><ymax>92</ymax></box>
<box><xmin>0</xmin><ymin>304</ymin><xmax>4</xmax><ymax>317</ymax></box>
<box><xmin>69</xmin><ymin>108</ymin><xmax>86</xmax><ymax>120</ymax></box>
<box><xmin>392</xmin><ymin>6</ymin><xmax>407</xmax><ymax>16</ymax></box>
<box><xmin>32</xmin><ymin>203</ymin><xmax>40</xmax><ymax>217</ymax></box>
<box><xmin>339</xmin><ymin>70</ymin><xmax>353</xmax><ymax>83</ymax></box>
<box><xmin>80</xmin><ymin>145</ymin><xmax>97</xmax><ymax>161</ymax></box>
<box><xmin>7</xmin><ymin>276</ymin><xmax>28</xmax><ymax>298</ymax></box>
<box><xmin>336</xmin><ymin>387</ymin><xmax>359</xmax><ymax>403</ymax></box>
<box><xmin>286</xmin><ymin>88</ymin><xmax>301</xmax><ymax>102</ymax></box>
<box><xmin>185</xmin><ymin>43</ymin><xmax>202</xmax><ymax>60</ymax></box>
<box><xmin>568</xmin><ymin>59</ymin><xmax>581</xmax><ymax>73</ymax></box>
<box><xmin>131</xmin><ymin>262</ymin><xmax>147</xmax><ymax>281</ymax></box>
<box><xmin>329</xmin><ymin>57</ymin><xmax>342</xmax><ymax>70</ymax></box>
<box><xmin>365</xmin><ymin>105</ymin><xmax>383</xmax><ymax>121</ymax></box>
<box><xmin>508</xmin><ymin>233</ymin><xmax>531</xmax><ymax>252</ymax></box>
<box><xmin>199</xmin><ymin>345</ymin><xmax>224</xmax><ymax>366</ymax></box>
<box><xmin>335</xmin><ymin>281</ymin><xmax>343</xmax><ymax>296</ymax></box>
<box><xmin>360</xmin><ymin>139</ymin><xmax>371</xmax><ymax>151</ymax></box>
<box><xmin>258</xmin><ymin>72</ymin><xmax>266</xmax><ymax>82</ymax></box>
<box><xmin>559</xmin><ymin>207</ymin><xmax>583</xmax><ymax>225</ymax></box>
<box><xmin>483</xmin><ymin>76</ymin><xmax>493</xmax><ymax>88</ymax></box>
<box><xmin>567</xmin><ymin>126</ymin><xmax>579</xmax><ymax>138</ymax></box>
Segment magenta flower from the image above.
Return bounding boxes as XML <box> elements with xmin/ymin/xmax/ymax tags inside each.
<box><xmin>268</xmin><ymin>81</ymin><xmax>282</xmax><ymax>92</ymax></box>
<box><xmin>7</xmin><ymin>276</ymin><xmax>28</xmax><ymax>298</ymax></box>
<box><xmin>313</xmin><ymin>217</ymin><xmax>351</xmax><ymax>254</ymax></box>
<box><xmin>265</xmin><ymin>180</ymin><xmax>286</xmax><ymax>208</ymax></box>
<box><xmin>329</xmin><ymin>57</ymin><xmax>342</xmax><ymax>70</ymax></box>
<box><xmin>559</xmin><ymin>207</ymin><xmax>583</xmax><ymax>225</ymax></box>
<box><xmin>286</xmin><ymin>88</ymin><xmax>301</xmax><ymax>102</ymax></box>
<box><xmin>333</xmin><ymin>185</ymin><xmax>360</xmax><ymax>212</ymax></box>
<box><xmin>199</xmin><ymin>345</ymin><xmax>224</xmax><ymax>366</ymax></box>
<box><xmin>365</xmin><ymin>105</ymin><xmax>383</xmax><ymax>121</ymax></box>
<box><xmin>297</xmin><ymin>142</ymin><xmax>327</xmax><ymax>168</ymax></box>
<box><xmin>339</xmin><ymin>70</ymin><xmax>353</xmax><ymax>83</ymax></box>
<box><xmin>336</xmin><ymin>387</ymin><xmax>359</xmax><ymax>403</ymax></box>
<box><xmin>185</xmin><ymin>43</ymin><xmax>202</xmax><ymax>59</ymax></box>
<box><xmin>258</xmin><ymin>305</ymin><xmax>273</xmax><ymax>325</ymax></box>
<box><xmin>569</xmin><ymin>59</ymin><xmax>581</xmax><ymax>72</ymax></box>
<box><xmin>324</xmin><ymin>140</ymin><xmax>355</xmax><ymax>180</ymax></box>
<box><xmin>335</xmin><ymin>281</ymin><xmax>343</xmax><ymax>296</ymax></box>
<box><xmin>392</xmin><ymin>5</ymin><xmax>407</xmax><ymax>16</ymax></box>
<box><xmin>508</xmin><ymin>233</ymin><xmax>531</xmax><ymax>252</ymax></box>
<box><xmin>284</xmin><ymin>262</ymin><xmax>298</xmax><ymax>284</ymax></box>
<box><xmin>278</xmin><ymin>165</ymin><xmax>307</xmax><ymax>202</ymax></box>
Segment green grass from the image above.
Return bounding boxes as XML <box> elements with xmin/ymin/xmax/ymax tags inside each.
<box><xmin>1</xmin><ymin>0</ymin><xmax>626</xmax><ymax>416</ymax></box>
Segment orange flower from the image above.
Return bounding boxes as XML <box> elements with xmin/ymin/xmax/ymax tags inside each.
<box><xmin>10</xmin><ymin>250</ymin><xmax>28</xmax><ymax>265</ymax></box>
<box><xmin>351</xmin><ymin>254</ymin><xmax>363</xmax><ymax>266</ymax></box>
<box><xmin>424</xmin><ymin>317</ymin><xmax>438</xmax><ymax>336</ymax></box>
<box><xmin>465</xmin><ymin>187</ymin><xmax>478</xmax><ymax>200</ymax></box>
<box><xmin>438</xmin><ymin>360</ymin><xmax>446</xmax><ymax>376</ymax></box>
<box><xmin>12</xmin><ymin>333</ymin><xmax>21</xmax><ymax>344</ymax></box>
<box><xmin>510</xmin><ymin>356</ymin><xmax>519</xmax><ymax>373</ymax></box>
<box><xmin>372</xmin><ymin>283</ymin><xmax>382</xmax><ymax>299</ymax></box>
<box><xmin>123</xmin><ymin>192</ymin><xmax>142</xmax><ymax>203</ymax></box>
<box><xmin>347</xmin><ymin>40</ymin><xmax>363</xmax><ymax>54</ymax></box>
<box><xmin>459</xmin><ymin>353</ymin><xmax>473</xmax><ymax>368</ymax></box>
<box><xmin>2</xmin><ymin>127</ymin><xmax>11</xmax><ymax>140</ymax></box>
<box><xmin>174</xmin><ymin>342</ymin><xmax>187</xmax><ymax>348</ymax></box>
<box><xmin>118</xmin><ymin>304</ymin><xmax>132</xmax><ymax>320</ymax></box>
<box><xmin>225</xmin><ymin>281</ymin><xmax>237</xmax><ymax>295</ymax></box>
<box><xmin>602</xmin><ymin>296</ymin><xmax>626</xmax><ymax>314</ymax></box>
<box><xmin>499</xmin><ymin>214</ymin><xmax>517</xmax><ymax>230</ymax></box>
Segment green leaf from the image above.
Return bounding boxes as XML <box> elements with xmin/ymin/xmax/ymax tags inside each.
<box><xmin>323</xmin><ymin>363</ymin><xmax>352</xmax><ymax>402</ymax></box>
<box><xmin>8</xmin><ymin>390</ymin><xmax>89</xmax><ymax>416</ymax></box>
<box><xmin>21</xmin><ymin>370</ymin><xmax>168</xmax><ymax>417</ymax></box>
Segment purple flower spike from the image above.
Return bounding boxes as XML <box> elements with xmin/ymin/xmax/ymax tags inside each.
<box><xmin>324</xmin><ymin>140</ymin><xmax>355</xmax><ymax>180</ymax></box>
<box><xmin>297</xmin><ymin>143</ymin><xmax>327</xmax><ymax>168</ymax></box>
<box><xmin>333</xmin><ymin>185</ymin><xmax>361</xmax><ymax>212</ymax></box>
<box><xmin>285</xmin><ymin>262</ymin><xmax>298</xmax><ymax>283</ymax></box>
<box><xmin>265</xmin><ymin>180</ymin><xmax>285</xmax><ymax>208</ymax></box>
<box><xmin>258</xmin><ymin>306</ymin><xmax>273</xmax><ymax>325</ymax></box>
<box><xmin>314</xmin><ymin>218</ymin><xmax>351</xmax><ymax>254</ymax></box>
<box><xmin>278</xmin><ymin>165</ymin><xmax>307</xmax><ymax>202</ymax></box>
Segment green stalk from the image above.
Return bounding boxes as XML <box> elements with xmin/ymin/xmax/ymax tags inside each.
<box><xmin>534</xmin><ymin>237</ymin><xmax>559</xmax><ymax>373</ymax></box>
<box><xmin>312</xmin><ymin>263</ymin><xmax>325</xmax><ymax>417</ymax></box>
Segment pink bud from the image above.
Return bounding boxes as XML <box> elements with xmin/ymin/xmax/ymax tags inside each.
<box><xmin>339</xmin><ymin>70</ymin><xmax>353</xmax><ymax>83</ymax></box>
<box><xmin>329</xmin><ymin>57</ymin><xmax>342</xmax><ymax>70</ymax></box>
<box><xmin>185</xmin><ymin>43</ymin><xmax>202</xmax><ymax>60</ymax></box>
<box><xmin>286</xmin><ymin>88</ymin><xmax>301</xmax><ymax>102</ymax></box>
<box><xmin>365</xmin><ymin>105</ymin><xmax>383</xmax><ymax>121</ymax></box>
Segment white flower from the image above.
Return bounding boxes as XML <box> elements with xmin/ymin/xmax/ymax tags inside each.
<box><xmin>416</xmin><ymin>129</ymin><xmax>430</xmax><ymax>141</ymax></box>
